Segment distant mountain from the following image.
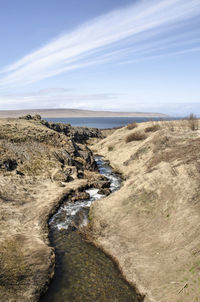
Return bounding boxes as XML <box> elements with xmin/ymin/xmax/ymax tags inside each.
<box><xmin>0</xmin><ymin>108</ymin><xmax>167</xmax><ymax>118</ymax></box>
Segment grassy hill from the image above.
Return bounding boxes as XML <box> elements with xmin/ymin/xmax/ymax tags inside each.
<box><xmin>0</xmin><ymin>108</ymin><xmax>168</xmax><ymax>118</ymax></box>
<box><xmin>90</xmin><ymin>118</ymin><xmax>200</xmax><ymax>302</ymax></box>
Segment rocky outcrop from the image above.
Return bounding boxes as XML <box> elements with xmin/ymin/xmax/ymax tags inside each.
<box><xmin>41</xmin><ymin>120</ymin><xmax>102</xmax><ymax>143</ymax></box>
<box><xmin>19</xmin><ymin>114</ymin><xmax>102</xmax><ymax>143</ymax></box>
<box><xmin>89</xmin><ymin>180</ymin><xmax>111</xmax><ymax>189</ymax></box>
<box><xmin>19</xmin><ymin>114</ymin><xmax>42</xmax><ymax>121</ymax></box>
<box><xmin>53</xmin><ymin>170</ymin><xmax>73</xmax><ymax>182</ymax></box>
<box><xmin>0</xmin><ymin>118</ymin><xmax>98</xmax><ymax>179</ymax></box>
<box><xmin>69</xmin><ymin>190</ymin><xmax>90</xmax><ymax>202</ymax></box>
<box><xmin>0</xmin><ymin>117</ymin><xmax>102</xmax><ymax>302</ymax></box>
<box><xmin>97</xmin><ymin>188</ymin><xmax>111</xmax><ymax>195</ymax></box>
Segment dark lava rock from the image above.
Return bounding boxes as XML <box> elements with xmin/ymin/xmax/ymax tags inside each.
<box><xmin>19</xmin><ymin>114</ymin><xmax>32</xmax><ymax>120</ymax></box>
<box><xmin>69</xmin><ymin>126</ymin><xmax>102</xmax><ymax>143</ymax></box>
<box><xmin>91</xmin><ymin>180</ymin><xmax>111</xmax><ymax>189</ymax></box>
<box><xmin>53</xmin><ymin>170</ymin><xmax>72</xmax><ymax>182</ymax></box>
<box><xmin>78</xmin><ymin>148</ymin><xmax>97</xmax><ymax>170</ymax></box>
<box><xmin>77</xmin><ymin>171</ymin><xmax>84</xmax><ymax>179</ymax></box>
<box><xmin>19</xmin><ymin>114</ymin><xmax>41</xmax><ymax>121</ymax></box>
<box><xmin>1</xmin><ymin>159</ymin><xmax>18</xmax><ymax>171</ymax></box>
<box><xmin>63</xmin><ymin>167</ymin><xmax>77</xmax><ymax>175</ymax></box>
<box><xmin>70</xmin><ymin>191</ymin><xmax>90</xmax><ymax>202</ymax></box>
<box><xmin>53</xmin><ymin>149</ymin><xmax>74</xmax><ymax>166</ymax></box>
<box><xmin>97</xmin><ymin>188</ymin><xmax>111</xmax><ymax>196</ymax></box>
<box><xmin>16</xmin><ymin>170</ymin><xmax>24</xmax><ymax>176</ymax></box>
<box><xmin>42</xmin><ymin>120</ymin><xmax>102</xmax><ymax>143</ymax></box>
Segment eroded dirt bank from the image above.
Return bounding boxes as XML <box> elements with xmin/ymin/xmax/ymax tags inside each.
<box><xmin>90</xmin><ymin>119</ymin><xmax>200</xmax><ymax>302</ymax></box>
<box><xmin>0</xmin><ymin>116</ymin><xmax>103</xmax><ymax>301</ymax></box>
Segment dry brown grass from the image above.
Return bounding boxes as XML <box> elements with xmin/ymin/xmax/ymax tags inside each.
<box><xmin>90</xmin><ymin>119</ymin><xmax>200</xmax><ymax>302</ymax></box>
<box><xmin>108</xmin><ymin>144</ymin><xmax>115</xmax><ymax>151</ymax></box>
<box><xmin>148</xmin><ymin>136</ymin><xmax>200</xmax><ymax>170</ymax></box>
<box><xmin>0</xmin><ymin>237</ymin><xmax>28</xmax><ymax>287</ymax></box>
<box><xmin>187</xmin><ymin>113</ymin><xmax>199</xmax><ymax>131</ymax></box>
<box><xmin>125</xmin><ymin>131</ymin><xmax>147</xmax><ymax>143</ymax></box>
<box><xmin>0</xmin><ymin>117</ymin><xmax>98</xmax><ymax>301</ymax></box>
<box><xmin>127</xmin><ymin>122</ymin><xmax>138</xmax><ymax>130</ymax></box>
<box><xmin>145</xmin><ymin>124</ymin><xmax>161</xmax><ymax>132</ymax></box>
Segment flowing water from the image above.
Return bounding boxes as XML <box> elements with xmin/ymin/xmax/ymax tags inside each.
<box><xmin>40</xmin><ymin>157</ymin><xmax>143</xmax><ymax>302</ymax></box>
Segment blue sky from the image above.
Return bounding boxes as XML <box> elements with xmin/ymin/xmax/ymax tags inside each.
<box><xmin>0</xmin><ymin>0</ymin><xmax>200</xmax><ymax>116</ymax></box>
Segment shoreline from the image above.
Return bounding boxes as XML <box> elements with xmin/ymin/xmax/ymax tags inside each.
<box><xmin>0</xmin><ymin>109</ymin><xmax>168</xmax><ymax>119</ymax></box>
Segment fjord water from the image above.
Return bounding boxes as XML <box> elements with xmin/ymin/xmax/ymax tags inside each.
<box><xmin>46</xmin><ymin>116</ymin><xmax>171</xmax><ymax>128</ymax></box>
<box><xmin>40</xmin><ymin>157</ymin><xmax>142</xmax><ymax>302</ymax></box>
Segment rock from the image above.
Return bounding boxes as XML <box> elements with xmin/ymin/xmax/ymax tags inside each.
<box><xmin>89</xmin><ymin>180</ymin><xmax>111</xmax><ymax>189</ymax></box>
<box><xmin>77</xmin><ymin>171</ymin><xmax>84</xmax><ymax>179</ymax></box>
<box><xmin>2</xmin><ymin>159</ymin><xmax>17</xmax><ymax>171</ymax></box>
<box><xmin>78</xmin><ymin>148</ymin><xmax>97</xmax><ymax>170</ymax></box>
<box><xmin>43</xmin><ymin>120</ymin><xmax>102</xmax><ymax>143</ymax></box>
<box><xmin>19</xmin><ymin>114</ymin><xmax>32</xmax><ymax>120</ymax></box>
<box><xmin>33</xmin><ymin>114</ymin><xmax>42</xmax><ymax>121</ymax></box>
<box><xmin>19</xmin><ymin>114</ymin><xmax>41</xmax><ymax>121</ymax></box>
<box><xmin>53</xmin><ymin>170</ymin><xmax>72</xmax><ymax>182</ymax></box>
<box><xmin>84</xmin><ymin>171</ymin><xmax>107</xmax><ymax>182</ymax></box>
<box><xmin>53</xmin><ymin>150</ymin><xmax>74</xmax><ymax>166</ymax></box>
<box><xmin>68</xmin><ymin>126</ymin><xmax>102</xmax><ymax>143</ymax></box>
<box><xmin>16</xmin><ymin>170</ymin><xmax>24</xmax><ymax>176</ymax></box>
<box><xmin>42</xmin><ymin>122</ymin><xmax>71</xmax><ymax>136</ymax></box>
<box><xmin>58</xmin><ymin>182</ymin><xmax>66</xmax><ymax>187</ymax></box>
<box><xmin>70</xmin><ymin>191</ymin><xmax>90</xmax><ymax>202</ymax></box>
<box><xmin>98</xmin><ymin>188</ymin><xmax>111</xmax><ymax>196</ymax></box>
<box><xmin>63</xmin><ymin>166</ymin><xmax>77</xmax><ymax>175</ymax></box>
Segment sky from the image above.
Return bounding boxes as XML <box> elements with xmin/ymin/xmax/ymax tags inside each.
<box><xmin>0</xmin><ymin>0</ymin><xmax>200</xmax><ymax>116</ymax></box>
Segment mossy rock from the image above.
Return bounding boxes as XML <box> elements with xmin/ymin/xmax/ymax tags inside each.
<box><xmin>53</xmin><ymin>170</ymin><xmax>71</xmax><ymax>182</ymax></box>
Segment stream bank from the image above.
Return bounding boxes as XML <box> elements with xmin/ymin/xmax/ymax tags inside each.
<box><xmin>40</xmin><ymin>157</ymin><xmax>143</xmax><ymax>302</ymax></box>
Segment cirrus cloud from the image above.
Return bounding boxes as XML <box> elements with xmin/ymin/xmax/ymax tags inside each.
<box><xmin>0</xmin><ymin>0</ymin><xmax>200</xmax><ymax>89</ymax></box>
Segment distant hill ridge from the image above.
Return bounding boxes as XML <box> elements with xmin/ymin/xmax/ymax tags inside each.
<box><xmin>0</xmin><ymin>108</ymin><xmax>167</xmax><ymax>118</ymax></box>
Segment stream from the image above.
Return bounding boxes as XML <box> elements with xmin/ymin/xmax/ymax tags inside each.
<box><xmin>40</xmin><ymin>156</ymin><xmax>142</xmax><ymax>302</ymax></box>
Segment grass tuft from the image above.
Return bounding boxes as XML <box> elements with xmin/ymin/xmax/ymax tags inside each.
<box><xmin>127</xmin><ymin>122</ymin><xmax>138</xmax><ymax>130</ymax></box>
<box><xmin>145</xmin><ymin>124</ymin><xmax>161</xmax><ymax>132</ymax></box>
<box><xmin>108</xmin><ymin>145</ymin><xmax>114</xmax><ymax>151</ymax></box>
<box><xmin>125</xmin><ymin>131</ymin><xmax>147</xmax><ymax>143</ymax></box>
<box><xmin>0</xmin><ymin>237</ymin><xmax>28</xmax><ymax>287</ymax></box>
<box><xmin>187</xmin><ymin>113</ymin><xmax>199</xmax><ymax>131</ymax></box>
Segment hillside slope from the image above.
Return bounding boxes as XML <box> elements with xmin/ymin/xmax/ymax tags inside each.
<box><xmin>0</xmin><ymin>117</ymin><xmax>101</xmax><ymax>302</ymax></box>
<box><xmin>90</xmin><ymin>119</ymin><xmax>200</xmax><ymax>302</ymax></box>
<box><xmin>0</xmin><ymin>108</ymin><xmax>167</xmax><ymax>118</ymax></box>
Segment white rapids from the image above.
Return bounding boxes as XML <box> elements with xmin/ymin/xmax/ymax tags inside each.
<box><xmin>49</xmin><ymin>156</ymin><xmax>121</xmax><ymax>230</ymax></box>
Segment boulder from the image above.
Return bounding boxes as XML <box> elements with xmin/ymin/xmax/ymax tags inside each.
<box><xmin>84</xmin><ymin>171</ymin><xmax>107</xmax><ymax>182</ymax></box>
<box><xmin>1</xmin><ymin>159</ymin><xmax>18</xmax><ymax>171</ymax></box>
<box><xmin>98</xmin><ymin>188</ymin><xmax>111</xmax><ymax>196</ymax></box>
<box><xmin>70</xmin><ymin>191</ymin><xmax>90</xmax><ymax>202</ymax></box>
<box><xmin>53</xmin><ymin>170</ymin><xmax>72</xmax><ymax>182</ymax></box>
<box><xmin>77</xmin><ymin>171</ymin><xmax>84</xmax><ymax>179</ymax></box>
<box><xmin>90</xmin><ymin>180</ymin><xmax>111</xmax><ymax>189</ymax></box>
<box><xmin>63</xmin><ymin>166</ymin><xmax>77</xmax><ymax>175</ymax></box>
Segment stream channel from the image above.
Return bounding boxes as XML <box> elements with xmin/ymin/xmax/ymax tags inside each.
<box><xmin>40</xmin><ymin>156</ymin><xmax>142</xmax><ymax>302</ymax></box>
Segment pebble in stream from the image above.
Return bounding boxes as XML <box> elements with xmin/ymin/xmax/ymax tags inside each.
<box><xmin>40</xmin><ymin>157</ymin><xmax>143</xmax><ymax>302</ymax></box>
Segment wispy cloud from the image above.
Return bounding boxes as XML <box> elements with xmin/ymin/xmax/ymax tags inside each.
<box><xmin>0</xmin><ymin>0</ymin><xmax>200</xmax><ymax>89</ymax></box>
<box><xmin>0</xmin><ymin>89</ymin><xmax>119</xmax><ymax>110</ymax></box>
<box><xmin>0</xmin><ymin>89</ymin><xmax>199</xmax><ymax>116</ymax></box>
